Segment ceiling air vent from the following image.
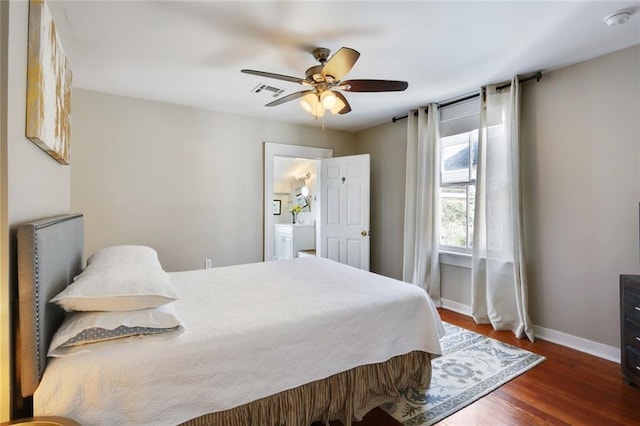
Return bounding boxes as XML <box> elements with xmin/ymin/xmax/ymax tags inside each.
<box><xmin>251</xmin><ymin>83</ymin><xmax>285</xmax><ymax>97</ymax></box>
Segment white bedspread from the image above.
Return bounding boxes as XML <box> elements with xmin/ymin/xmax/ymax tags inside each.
<box><xmin>35</xmin><ymin>257</ymin><xmax>444</xmax><ymax>425</ymax></box>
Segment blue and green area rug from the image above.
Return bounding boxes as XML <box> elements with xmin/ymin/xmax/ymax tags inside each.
<box><xmin>382</xmin><ymin>322</ymin><xmax>545</xmax><ymax>426</ymax></box>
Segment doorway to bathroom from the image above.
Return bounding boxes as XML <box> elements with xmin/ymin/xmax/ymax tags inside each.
<box><xmin>264</xmin><ymin>142</ymin><xmax>371</xmax><ymax>270</ymax></box>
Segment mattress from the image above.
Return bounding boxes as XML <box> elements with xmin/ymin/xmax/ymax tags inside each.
<box><xmin>34</xmin><ymin>257</ymin><xmax>444</xmax><ymax>425</ymax></box>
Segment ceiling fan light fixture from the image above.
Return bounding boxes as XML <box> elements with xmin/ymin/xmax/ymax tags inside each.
<box><xmin>321</xmin><ymin>91</ymin><xmax>337</xmax><ymax>109</ymax></box>
<box><xmin>300</xmin><ymin>97</ymin><xmax>313</xmax><ymax>113</ymax></box>
<box><xmin>313</xmin><ymin>104</ymin><xmax>326</xmax><ymax>118</ymax></box>
<box><xmin>330</xmin><ymin>96</ymin><xmax>347</xmax><ymax>115</ymax></box>
<box><xmin>300</xmin><ymin>93</ymin><xmax>325</xmax><ymax>118</ymax></box>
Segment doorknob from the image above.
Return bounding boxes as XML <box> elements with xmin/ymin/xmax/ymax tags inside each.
<box><xmin>361</xmin><ymin>230</ymin><xmax>370</xmax><ymax>237</ymax></box>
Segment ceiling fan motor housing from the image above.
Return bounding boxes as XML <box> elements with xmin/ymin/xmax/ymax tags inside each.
<box><xmin>312</xmin><ymin>47</ymin><xmax>332</xmax><ymax>64</ymax></box>
<box><xmin>305</xmin><ymin>65</ymin><xmax>325</xmax><ymax>82</ymax></box>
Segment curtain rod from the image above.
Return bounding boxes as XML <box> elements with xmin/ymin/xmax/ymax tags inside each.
<box><xmin>391</xmin><ymin>71</ymin><xmax>543</xmax><ymax>123</ymax></box>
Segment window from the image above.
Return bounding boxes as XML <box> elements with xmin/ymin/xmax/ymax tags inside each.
<box><xmin>438</xmin><ymin>96</ymin><xmax>480</xmax><ymax>253</ymax></box>
<box><xmin>440</xmin><ymin>130</ymin><xmax>477</xmax><ymax>251</ymax></box>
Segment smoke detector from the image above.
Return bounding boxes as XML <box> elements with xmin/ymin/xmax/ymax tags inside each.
<box><xmin>604</xmin><ymin>10</ymin><xmax>632</xmax><ymax>26</ymax></box>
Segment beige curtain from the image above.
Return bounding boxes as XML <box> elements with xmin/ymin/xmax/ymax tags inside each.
<box><xmin>471</xmin><ymin>77</ymin><xmax>533</xmax><ymax>341</ymax></box>
<box><xmin>403</xmin><ymin>105</ymin><xmax>441</xmax><ymax>304</ymax></box>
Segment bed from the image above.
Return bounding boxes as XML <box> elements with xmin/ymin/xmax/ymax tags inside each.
<box><xmin>16</xmin><ymin>213</ymin><xmax>444</xmax><ymax>425</ymax></box>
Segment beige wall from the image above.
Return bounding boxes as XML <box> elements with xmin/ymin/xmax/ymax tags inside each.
<box><xmin>440</xmin><ymin>264</ymin><xmax>471</xmax><ymax>306</ymax></box>
<box><xmin>1</xmin><ymin>1</ymin><xmax>71</xmax><ymax>420</ymax></box>
<box><xmin>352</xmin><ymin>117</ymin><xmax>475</xmax><ymax>307</ymax></box>
<box><xmin>353</xmin><ymin>118</ymin><xmax>474</xmax><ymax>306</ymax></box>
<box><xmin>354</xmin><ymin>120</ymin><xmax>407</xmax><ymax>280</ymax></box>
<box><xmin>521</xmin><ymin>45</ymin><xmax>640</xmax><ymax>347</ymax></box>
<box><xmin>71</xmin><ymin>89</ymin><xmax>355</xmax><ymax>272</ymax></box>
<box><xmin>357</xmin><ymin>45</ymin><xmax>640</xmax><ymax>352</ymax></box>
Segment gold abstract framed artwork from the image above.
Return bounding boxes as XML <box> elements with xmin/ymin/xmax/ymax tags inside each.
<box><xmin>26</xmin><ymin>0</ymin><xmax>72</xmax><ymax>165</ymax></box>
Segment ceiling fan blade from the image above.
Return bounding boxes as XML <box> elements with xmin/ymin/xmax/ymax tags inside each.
<box><xmin>321</xmin><ymin>47</ymin><xmax>360</xmax><ymax>81</ymax></box>
<box><xmin>332</xmin><ymin>91</ymin><xmax>351</xmax><ymax>115</ymax></box>
<box><xmin>241</xmin><ymin>69</ymin><xmax>305</xmax><ymax>85</ymax></box>
<box><xmin>341</xmin><ymin>79</ymin><xmax>408</xmax><ymax>92</ymax></box>
<box><xmin>265</xmin><ymin>90</ymin><xmax>312</xmax><ymax>107</ymax></box>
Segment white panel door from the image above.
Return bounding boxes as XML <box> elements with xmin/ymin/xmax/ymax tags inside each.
<box><xmin>319</xmin><ymin>154</ymin><xmax>370</xmax><ymax>270</ymax></box>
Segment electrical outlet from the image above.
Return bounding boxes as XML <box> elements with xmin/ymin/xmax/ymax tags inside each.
<box><xmin>204</xmin><ymin>259</ymin><xmax>212</xmax><ymax>269</ymax></box>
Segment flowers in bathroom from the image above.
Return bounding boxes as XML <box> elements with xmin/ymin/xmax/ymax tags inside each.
<box><xmin>289</xmin><ymin>203</ymin><xmax>303</xmax><ymax>224</ymax></box>
<box><xmin>289</xmin><ymin>204</ymin><xmax>303</xmax><ymax>214</ymax></box>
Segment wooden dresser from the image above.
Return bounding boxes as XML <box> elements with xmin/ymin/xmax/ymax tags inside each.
<box><xmin>621</xmin><ymin>274</ymin><xmax>640</xmax><ymax>387</ymax></box>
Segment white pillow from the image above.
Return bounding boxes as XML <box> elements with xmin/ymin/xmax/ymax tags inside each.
<box><xmin>87</xmin><ymin>245</ymin><xmax>162</xmax><ymax>269</ymax></box>
<box><xmin>51</xmin><ymin>263</ymin><xmax>178</xmax><ymax>312</ymax></box>
<box><xmin>49</xmin><ymin>303</ymin><xmax>183</xmax><ymax>357</ymax></box>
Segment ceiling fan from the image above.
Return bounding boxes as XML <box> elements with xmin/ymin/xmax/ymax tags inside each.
<box><xmin>241</xmin><ymin>47</ymin><xmax>408</xmax><ymax>118</ymax></box>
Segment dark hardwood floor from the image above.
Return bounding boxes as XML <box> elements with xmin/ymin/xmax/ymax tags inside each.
<box><xmin>331</xmin><ymin>308</ymin><xmax>640</xmax><ymax>426</ymax></box>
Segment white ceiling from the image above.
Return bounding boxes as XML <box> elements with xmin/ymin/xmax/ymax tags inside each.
<box><xmin>48</xmin><ymin>1</ymin><xmax>640</xmax><ymax>132</ymax></box>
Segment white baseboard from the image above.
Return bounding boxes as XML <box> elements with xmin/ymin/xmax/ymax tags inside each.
<box><xmin>533</xmin><ymin>325</ymin><xmax>620</xmax><ymax>363</ymax></box>
<box><xmin>441</xmin><ymin>298</ymin><xmax>472</xmax><ymax>316</ymax></box>
<box><xmin>439</xmin><ymin>300</ymin><xmax>620</xmax><ymax>363</ymax></box>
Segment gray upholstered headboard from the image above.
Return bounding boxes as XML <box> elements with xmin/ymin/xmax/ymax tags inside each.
<box><xmin>16</xmin><ymin>213</ymin><xmax>83</xmax><ymax>397</ymax></box>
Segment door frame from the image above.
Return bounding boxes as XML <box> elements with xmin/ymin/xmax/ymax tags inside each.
<box><xmin>263</xmin><ymin>142</ymin><xmax>332</xmax><ymax>261</ymax></box>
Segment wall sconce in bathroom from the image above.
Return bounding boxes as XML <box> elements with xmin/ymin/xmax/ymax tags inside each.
<box><xmin>295</xmin><ymin>171</ymin><xmax>311</xmax><ymax>197</ymax></box>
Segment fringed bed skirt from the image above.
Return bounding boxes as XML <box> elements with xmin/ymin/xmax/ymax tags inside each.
<box><xmin>180</xmin><ymin>350</ymin><xmax>431</xmax><ymax>426</ymax></box>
